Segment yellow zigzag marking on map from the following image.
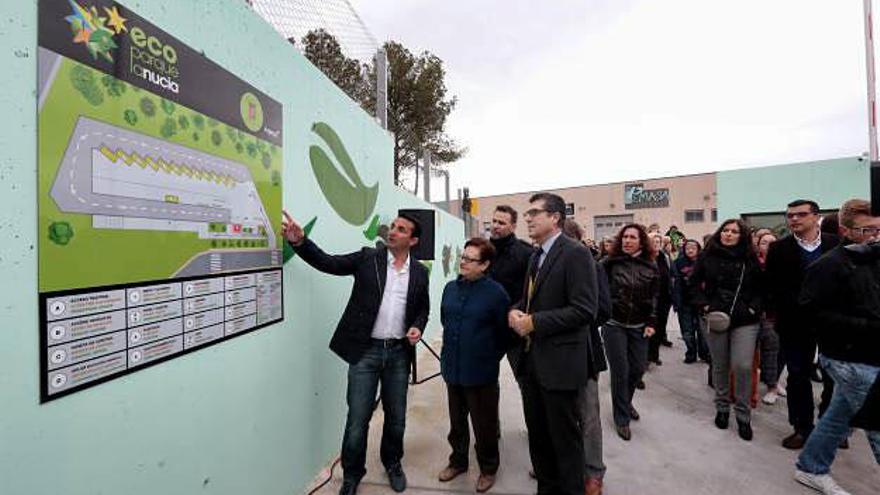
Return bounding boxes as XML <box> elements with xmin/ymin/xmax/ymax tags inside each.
<box><xmin>99</xmin><ymin>146</ymin><xmax>237</xmax><ymax>187</ymax></box>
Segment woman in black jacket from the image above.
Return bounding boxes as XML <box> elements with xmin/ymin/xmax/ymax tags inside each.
<box><xmin>691</xmin><ymin>219</ymin><xmax>763</xmax><ymax>441</ymax></box>
<box><xmin>600</xmin><ymin>224</ymin><xmax>658</xmax><ymax>441</ymax></box>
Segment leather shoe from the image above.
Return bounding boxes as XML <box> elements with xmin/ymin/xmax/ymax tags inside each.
<box><xmin>387</xmin><ymin>464</ymin><xmax>407</xmax><ymax>492</ymax></box>
<box><xmin>438</xmin><ymin>465</ymin><xmax>467</xmax><ymax>482</ymax></box>
<box><xmin>616</xmin><ymin>424</ymin><xmax>631</xmax><ymax>441</ymax></box>
<box><xmin>714</xmin><ymin>411</ymin><xmax>729</xmax><ymax>430</ymax></box>
<box><xmin>476</xmin><ymin>473</ymin><xmax>496</xmax><ymax>493</ymax></box>
<box><xmin>661</xmin><ymin>339</ymin><xmax>673</xmax><ymax>347</ymax></box>
<box><xmin>737</xmin><ymin>420</ymin><xmax>753</xmax><ymax>441</ymax></box>
<box><xmin>338</xmin><ymin>479</ymin><xmax>358</xmax><ymax>495</ymax></box>
<box><xmin>585</xmin><ymin>477</ymin><xmax>604</xmax><ymax>495</ymax></box>
<box><xmin>782</xmin><ymin>431</ymin><xmax>808</xmax><ymax>450</ymax></box>
<box><xmin>839</xmin><ymin>438</ymin><xmax>850</xmax><ymax>449</ymax></box>
<box><xmin>636</xmin><ymin>380</ymin><xmax>646</xmax><ymax>390</ymax></box>
<box><xmin>629</xmin><ymin>406</ymin><xmax>640</xmax><ymax>421</ymax></box>
<box><xmin>528</xmin><ymin>469</ymin><xmax>536</xmax><ymax>479</ymax></box>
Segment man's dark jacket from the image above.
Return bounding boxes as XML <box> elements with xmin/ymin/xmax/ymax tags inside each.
<box><xmin>514</xmin><ymin>234</ymin><xmax>599</xmax><ymax>390</ymax></box>
<box><xmin>764</xmin><ymin>232</ymin><xmax>838</xmax><ymax>336</ymax></box>
<box><xmin>799</xmin><ymin>241</ymin><xmax>880</xmax><ymax>367</ymax></box>
<box><xmin>488</xmin><ymin>233</ymin><xmax>533</xmax><ymax>368</ymax></box>
<box><xmin>292</xmin><ymin>238</ymin><xmax>430</xmax><ymax>364</ymax></box>
<box><xmin>488</xmin><ymin>234</ymin><xmax>532</xmax><ymax>305</ymax></box>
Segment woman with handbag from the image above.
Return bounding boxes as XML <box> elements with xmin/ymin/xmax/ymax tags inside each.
<box><xmin>600</xmin><ymin>223</ymin><xmax>659</xmax><ymax>441</ymax></box>
<box><xmin>691</xmin><ymin>219</ymin><xmax>764</xmax><ymax>441</ymax></box>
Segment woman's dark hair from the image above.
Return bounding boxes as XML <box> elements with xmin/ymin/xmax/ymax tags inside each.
<box><xmin>610</xmin><ymin>223</ymin><xmax>653</xmax><ymax>260</ymax></box>
<box><xmin>820</xmin><ymin>212</ymin><xmax>839</xmax><ymax>235</ymax></box>
<box><xmin>705</xmin><ymin>218</ymin><xmax>754</xmax><ymax>256</ymax></box>
<box><xmin>562</xmin><ymin>218</ymin><xmax>584</xmax><ymax>241</ymax></box>
<box><xmin>464</xmin><ymin>237</ymin><xmax>496</xmax><ymax>263</ymax></box>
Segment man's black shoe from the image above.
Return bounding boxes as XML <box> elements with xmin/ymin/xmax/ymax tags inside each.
<box><xmin>653</xmin><ymin>358</ymin><xmax>663</xmax><ymax>366</ymax></box>
<box><xmin>737</xmin><ymin>420</ymin><xmax>753</xmax><ymax>441</ymax></box>
<box><xmin>339</xmin><ymin>479</ymin><xmax>358</xmax><ymax>495</ymax></box>
<box><xmin>387</xmin><ymin>464</ymin><xmax>407</xmax><ymax>492</ymax></box>
<box><xmin>782</xmin><ymin>431</ymin><xmax>809</xmax><ymax>450</ymax></box>
<box><xmin>636</xmin><ymin>380</ymin><xmax>646</xmax><ymax>390</ymax></box>
<box><xmin>714</xmin><ymin>411</ymin><xmax>729</xmax><ymax>430</ymax></box>
<box><xmin>661</xmin><ymin>340</ymin><xmax>673</xmax><ymax>347</ymax></box>
<box><xmin>683</xmin><ymin>357</ymin><xmax>697</xmax><ymax>364</ymax></box>
<box><xmin>629</xmin><ymin>406</ymin><xmax>640</xmax><ymax>421</ymax></box>
<box><xmin>839</xmin><ymin>437</ymin><xmax>850</xmax><ymax>449</ymax></box>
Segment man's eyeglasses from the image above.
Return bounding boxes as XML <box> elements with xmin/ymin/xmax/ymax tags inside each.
<box><xmin>852</xmin><ymin>226</ymin><xmax>880</xmax><ymax>237</ymax></box>
<box><xmin>524</xmin><ymin>208</ymin><xmax>547</xmax><ymax>218</ymax></box>
<box><xmin>786</xmin><ymin>211</ymin><xmax>814</xmax><ymax>220</ymax></box>
<box><xmin>460</xmin><ymin>255</ymin><xmax>483</xmax><ymax>264</ymax></box>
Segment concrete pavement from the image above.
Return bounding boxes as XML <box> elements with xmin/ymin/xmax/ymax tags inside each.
<box><xmin>310</xmin><ymin>318</ymin><xmax>880</xmax><ymax>495</ymax></box>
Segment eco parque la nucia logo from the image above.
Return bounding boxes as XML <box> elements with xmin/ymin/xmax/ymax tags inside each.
<box><xmin>65</xmin><ymin>0</ymin><xmax>128</xmax><ymax>62</ymax></box>
<box><xmin>309</xmin><ymin>122</ymin><xmax>379</xmax><ymax>226</ymax></box>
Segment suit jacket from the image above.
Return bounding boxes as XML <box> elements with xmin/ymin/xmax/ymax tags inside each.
<box><xmin>764</xmin><ymin>232</ymin><xmax>838</xmax><ymax>335</ymax></box>
<box><xmin>514</xmin><ymin>234</ymin><xmax>599</xmax><ymax>390</ymax></box>
<box><xmin>292</xmin><ymin>238</ymin><xmax>430</xmax><ymax>364</ymax></box>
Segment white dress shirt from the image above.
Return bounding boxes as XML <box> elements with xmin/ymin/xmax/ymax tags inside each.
<box><xmin>371</xmin><ymin>251</ymin><xmax>410</xmax><ymax>339</ymax></box>
<box><xmin>538</xmin><ymin>231</ymin><xmax>563</xmax><ymax>269</ymax></box>
<box><xmin>794</xmin><ymin>231</ymin><xmax>822</xmax><ymax>252</ymax></box>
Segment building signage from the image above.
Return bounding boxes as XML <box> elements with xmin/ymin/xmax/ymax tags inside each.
<box><xmin>624</xmin><ymin>183</ymin><xmax>669</xmax><ymax>209</ymax></box>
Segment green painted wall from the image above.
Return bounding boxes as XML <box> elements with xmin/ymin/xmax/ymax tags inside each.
<box><xmin>0</xmin><ymin>1</ymin><xmax>464</xmax><ymax>494</ymax></box>
<box><xmin>716</xmin><ymin>157</ymin><xmax>870</xmax><ymax>222</ymax></box>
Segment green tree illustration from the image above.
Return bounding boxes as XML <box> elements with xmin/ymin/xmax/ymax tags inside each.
<box><xmin>211</xmin><ymin>130</ymin><xmax>222</xmax><ymax>146</ymax></box>
<box><xmin>123</xmin><ymin>109</ymin><xmax>138</xmax><ymax>126</ymax></box>
<box><xmin>161</xmin><ymin>99</ymin><xmax>175</xmax><ymax>115</ymax></box>
<box><xmin>140</xmin><ymin>97</ymin><xmax>156</xmax><ymax>118</ymax></box>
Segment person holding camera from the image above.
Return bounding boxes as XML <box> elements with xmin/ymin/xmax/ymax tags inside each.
<box><xmin>690</xmin><ymin>219</ymin><xmax>763</xmax><ymax>441</ymax></box>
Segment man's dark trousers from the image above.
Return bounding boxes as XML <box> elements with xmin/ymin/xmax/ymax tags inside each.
<box><xmin>520</xmin><ymin>351</ymin><xmax>584</xmax><ymax>495</ymax></box>
<box><xmin>781</xmin><ymin>333</ymin><xmax>818</xmax><ymax>436</ymax></box>
<box><xmin>341</xmin><ymin>340</ymin><xmax>410</xmax><ymax>482</ymax></box>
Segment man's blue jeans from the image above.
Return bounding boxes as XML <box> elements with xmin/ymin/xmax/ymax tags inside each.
<box><xmin>796</xmin><ymin>356</ymin><xmax>880</xmax><ymax>474</ymax></box>
<box><xmin>341</xmin><ymin>340</ymin><xmax>410</xmax><ymax>482</ymax></box>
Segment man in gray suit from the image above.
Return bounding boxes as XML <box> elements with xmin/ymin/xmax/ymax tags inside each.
<box><xmin>508</xmin><ymin>192</ymin><xmax>600</xmax><ymax>495</ymax></box>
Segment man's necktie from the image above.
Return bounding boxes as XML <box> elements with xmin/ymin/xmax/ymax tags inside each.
<box><xmin>524</xmin><ymin>247</ymin><xmax>542</xmax><ymax>351</ymax></box>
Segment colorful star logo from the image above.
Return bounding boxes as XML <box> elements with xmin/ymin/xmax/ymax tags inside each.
<box><xmin>64</xmin><ymin>0</ymin><xmax>119</xmax><ymax>62</ymax></box>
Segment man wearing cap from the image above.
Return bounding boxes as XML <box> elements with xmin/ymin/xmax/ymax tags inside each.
<box><xmin>282</xmin><ymin>209</ymin><xmax>430</xmax><ymax>495</ymax></box>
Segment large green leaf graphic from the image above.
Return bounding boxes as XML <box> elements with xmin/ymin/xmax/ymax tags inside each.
<box><xmin>309</xmin><ymin>122</ymin><xmax>379</xmax><ymax>225</ymax></box>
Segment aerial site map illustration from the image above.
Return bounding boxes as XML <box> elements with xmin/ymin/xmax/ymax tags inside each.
<box><xmin>37</xmin><ymin>0</ymin><xmax>285</xmax><ymax>401</ymax></box>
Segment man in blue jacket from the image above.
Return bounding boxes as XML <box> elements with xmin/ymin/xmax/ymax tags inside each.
<box><xmin>283</xmin><ymin>210</ymin><xmax>430</xmax><ymax>495</ymax></box>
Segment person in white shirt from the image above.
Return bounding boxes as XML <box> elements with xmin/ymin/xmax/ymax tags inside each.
<box><xmin>283</xmin><ymin>210</ymin><xmax>430</xmax><ymax>495</ymax></box>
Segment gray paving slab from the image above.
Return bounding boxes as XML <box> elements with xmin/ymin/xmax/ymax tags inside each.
<box><xmin>310</xmin><ymin>313</ymin><xmax>880</xmax><ymax>495</ymax></box>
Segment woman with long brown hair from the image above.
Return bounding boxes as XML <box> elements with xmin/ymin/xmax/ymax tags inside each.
<box><xmin>691</xmin><ymin>219</ymin><xmax>764</xmax><ymax>441</ymax></box>
<box><xmin>600</xmin><ymin>224</ymin><xmax>658</xmax><ymax>441</ymax></box>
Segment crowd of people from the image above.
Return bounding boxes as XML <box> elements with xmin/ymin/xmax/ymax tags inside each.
<box><xmin>280</xmin><ymin>193</ymin><xmax>879</xmax><ymax>495</ymax></box>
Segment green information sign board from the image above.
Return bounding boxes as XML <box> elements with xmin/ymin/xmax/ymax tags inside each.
<box><xmin>37</xmin><ymin>0</ymin><xmax>284</xmax><ymax>401</ymax></box>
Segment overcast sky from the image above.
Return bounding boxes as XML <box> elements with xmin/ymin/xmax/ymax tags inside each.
<box><xmin>350</xmin><ymin>0</ymin><xmax>870</xmax><ymax>198</ymax></box>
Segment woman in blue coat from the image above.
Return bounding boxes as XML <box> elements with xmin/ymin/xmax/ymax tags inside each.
<box><xmin>437</xmin><ymin>237</ymin><xmax>511</xmax><ymax>493</ymax></box>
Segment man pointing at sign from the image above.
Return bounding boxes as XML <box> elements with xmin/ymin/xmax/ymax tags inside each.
<box><xmin>282</xmin><ymin>209</ymin><xmax>430</xmax><ymax>495</ymax></box>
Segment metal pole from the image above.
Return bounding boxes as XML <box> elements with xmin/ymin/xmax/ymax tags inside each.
<box><xmin>865</xmin><ymin>1</ymin><xmax>880</xmax><ymax>214</ymax></box>
<box><xmin>865</xmin><ymin>0</ymin><xmax>878</xmax><ymax>161</ymax></box>
<box><xmin>443</xmin><ymin>170</ymin><xmax>451</xmax><ymax>212</ymax></box>
<box><xmin>375</xmin><ymin>48</ymin><xmax>388</xmax><ymax>129</ymax></box>
<box><xmin>423</xmin><ymin>150</ymin><xmax>432</xmax><ymax>202</ymax></box>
